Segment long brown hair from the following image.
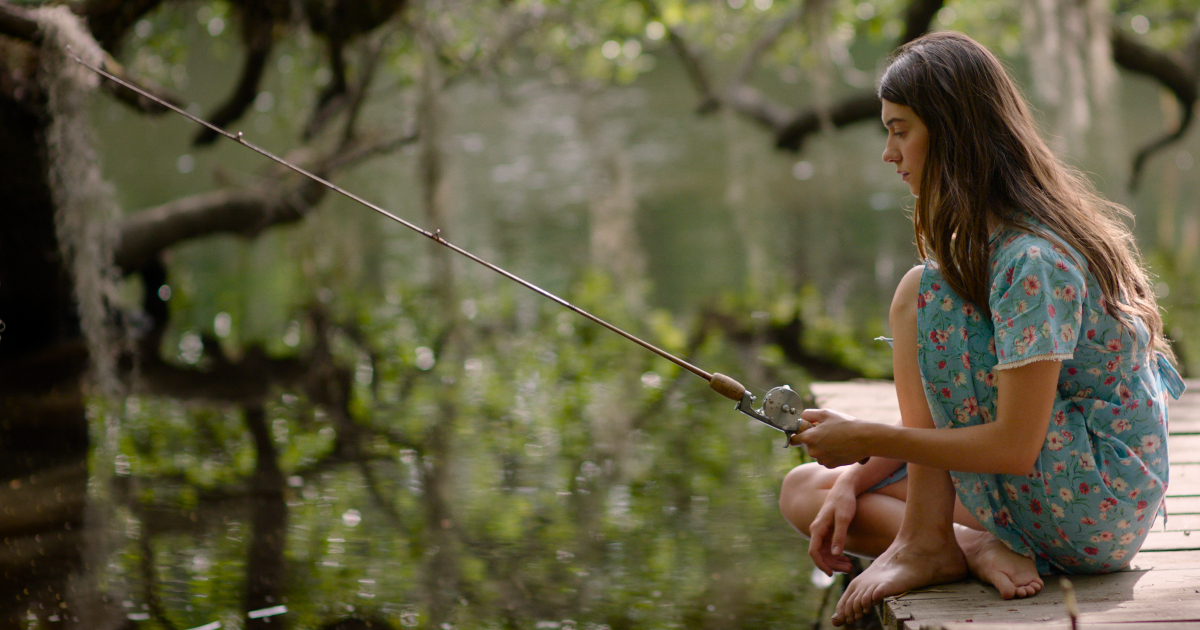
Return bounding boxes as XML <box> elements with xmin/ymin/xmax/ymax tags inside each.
<box><xmin>878</xmin><ymin>31</ymin><xmax>1169</xmax><ymax>356</ymax></box>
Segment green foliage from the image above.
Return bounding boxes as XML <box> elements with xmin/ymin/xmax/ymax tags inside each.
<box><xmin>97</xmin><ymin>272</ymin><xmax>857</xmax><ymax>628</ymax></box>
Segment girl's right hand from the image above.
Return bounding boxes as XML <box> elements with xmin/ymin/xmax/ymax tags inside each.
<box><xmin>808</xmin><ymin>480</ymin><xmax>858</xmax><ymax>576</ymax></box>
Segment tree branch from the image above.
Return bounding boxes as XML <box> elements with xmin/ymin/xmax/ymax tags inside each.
<box><xmin>0</xmin><ymin>0</ymin><xmax>184</xmax><ymax>115</ymax></box>
<box><xmin>114</xmin><ymin>178</ymin><xmax>326</xmax><ymax>273</ymax></box>
<box><xmin>636</xmin><ymin>0</ymin><xmax>719</xmax><ymax>113</ymax></box>
<box><xmin>0</xmin><ymin>1</ymin><xmax>39</xmax><ymax>44</ymax></box>
<box><xmin>774</xmin><ymin>0</ymin><xmax>943</xmax><ymax>151</ymax></box>
<box><xmin>1112</xmin><ymin>27</ymin><xmax>1200</xmax><ymax>189</ymax></box>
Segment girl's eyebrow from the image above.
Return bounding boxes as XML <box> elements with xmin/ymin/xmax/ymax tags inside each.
<box><xmin>883</xmin><ymin>117</ymin><xmax>905</xmax><ymax>128</ymax></box>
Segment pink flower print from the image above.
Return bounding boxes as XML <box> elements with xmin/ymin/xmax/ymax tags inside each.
<box><xmin>1141</xmin><ymin>434</ymin><xmax>1161</xmax><ymax>454</ymax></box>
<box><xmin>1005</xmin><ymin>266</ymin><xmax>1015</xmax><ymax>285</ymax></box>
<box><xmin>972</xmin><ymin>482</ymin><xmax>984</xmax><ymax>495</ymax></box>
<box><xmin>942</xmin><ymin>296</ymin><xmax>954</xmax><ymax>311</ymax></box>
<box><xmin>1119</xmin><ymin>532</ymin><xmax>1136</xmax><ymax>545</ymax></box>
<box><xmin>962</xmin><ymin>352</ymin><xmax>971</xmax><ymax>370</ymax></box>
<box><xmin>1059</xmin><ymin>487</ymin><xmax>1073</xmax><ymax>502</ymax></box>
<box><xmin>993</xmin><ymin>507</ymin><xmax>1013</xmax><ymax>526</ymax></box>
<box><xmin>1117</xmin><ymin>384</ymin><xmax>1133</xmax><ymax>404</ymax></box>
<box><xmin>1062</xmin><ymin>285</ymin><xmax>1077</xmax><ymax>301</ymax></box>
<box><xmin>1129</xmin><ymin>488</ymin><xmax>1139</xmax><ymax>500</ymax></box>
<box><xmin>1117</xmin><ymin>519</ymin><xmax>1130</xmax><ymax>529</ymax></box>
<box><xmin>962</xmin><ymin>303</ymin><xmax>976</xmax><ymax>317</ymax></box>
<box><xmin>1081</xmin><ymin>516</ymin><xmax>1097</xmax><ymax>526</ymax></box>
<box><xmin>953</xmin><ymin>371</ymin><xmax>968</xmax><ymax>386</ymax></box>
<box><xmin>941</xmin><ymin>387</ymin><xmax>952</xmax><ymax>399</ymax></box>
<box><xmin>1053</xmin><ymin>461</ymin><xmax>1067</xmax><ymax>473</ymax></box>
<box><xmin>1086</xmin><ymin>329</ymin><xmax>1096</xmax><ymax>340</ymax></box>
<box><xmin>1106</xmin><ymin>359</ymin><xmax>1120</xmax><ymax>373</ymax></box>
<box><xmin>1106</xmin><ymin>338</ymin><xmax>1124</xmax><ymax>352</ymax></box>
<box><xmin>1099</xmin><ymin>531</ymin><xmax>1114</xmax><ymax>542</ymax></box>
<box><xmin>988</xmin><ymin>338</ymin><xmax>996</xmax><ymax>357</ymax></box>
<box><xmin>1079</xmin><ymin>482</ymin><xmax>1090</xmax><ymax>495</ymax></box>
<box><xmin>1004</xmin><ymin>483</ymin><xmax>1019</xmax><ymax>500</ymax></box>
<box><xmin>1018</xmin><ymin>300</ymin><xmax>1028</xmax><ymax>314</ymax></box>
<box><xmin>1021</xmin><ymin>483</ymin><xmax>1030</xmax><ymax>493</ymax></box>
<box><xmin>1084</xmin><ymin>547</ymin><xmax>1099</xmax><ymax>556</ymax></box>
<box><xmin>1022</xmin><ymin>325</ymin><xmax>1037</xmax><ymax>347</ymax></box>
<box><xmin>1048</xmin><ymin>304</ymin><xmax>1057</xmax><ymax>318</ymax></box>
<box><xmin>938</xmin><ymin>360</ymin><xmax>947</xmax><ymax>369</ymax></box>
<box><xmin>974</xmin><ymin>506</ymin><xmax>992</xmax><ymax>523</ymax></box>
<box><xmin>1056</xmin><ymin>259</ymin><xmax>1068</xmax><ymax>271</ymax></box>
<box><xmin>1029</xmin><ymin>246</ymin><xmax>1042</xmax><ymax>259</ymax></box>
<box><xmin>1104</xmin><ymin>376</ymin><xmax>1116</xmax><ymax>386</ymax></box>
<box><xmin>1111</xmin><ymin>549</ymin><xmax>1127</xmax><ymax>560</ymax></box>
<box><xmin>1006</xmin><ymin>317</ymin><xmax>1015</xmax><ymax>329</ymax></box>
<box><xmin>1060</xmin><ymin>326</ymin><xmax>1075</xmax><ymax>342</ymax></box>
<box><xmin>1054</xmin><ymin>410</ymin><xmax>1066</xmax><ymax>426</ymax></box>
<box><xmin>931</xmin><ymin>282</ymin><xmax>941</xmax><ymax>291</ymax></box>
<box><xmin>931</xmin><ymin>328</ymin><xmax>950</xmax><ymax>344</ymax></box>
<box><xmin>963</xmin><ymin>397</ymin><xmax>979</xmax><ymax>416</ymax></box>
<box><xmin>1061</xmin><ymin>430</ymin><xmax>1073</xmax><ymax>444</ymax></box>
<box><xmin>1022</xmin><ymin>274</ymin><xmax>1042</xmax><ymax>296</ymax></box>
<box><xmin>1047</xmin><ymin>432</ymin><xmax>1065</xmax><ymax>451</ymax></box>
<box><xmin>1079</xmin><ymin>452</ymin><xmax>1095</xmax><ymax>471</ymax></box>
<box><xmin>1030</xmin><ymin>499</ymin><xmax>1043</xmax><ymax>514</ymax></box>
<box><xmin>917</xmin><ymin>292</ymin><xmax>927</xmax><ymax>308</ymax></box>
<box><xmin>961</xmin><ymin>326</ymin><xmax>969</xmax><ymax>341</ymax></box>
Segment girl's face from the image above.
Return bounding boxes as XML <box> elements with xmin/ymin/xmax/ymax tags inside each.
<box><xmin>881</xmin><ymin>100</ymin><xmax>929</xmax><ymax>197</ymax></box>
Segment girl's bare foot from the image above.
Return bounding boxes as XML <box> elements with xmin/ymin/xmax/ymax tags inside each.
<box><xmin>831</xmin><ymin>535</ymin><xmax>967</xmax><ymax>626</ymax></box>
<box><xmin>956</xmin><ymin>527</ymin><xmax>1043</xmax><ymax>599</ymax></box>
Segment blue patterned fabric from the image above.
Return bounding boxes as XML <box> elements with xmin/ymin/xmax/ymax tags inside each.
<box><xmin>915</xmin><ymin>226</ymin><xmax>1184</xmax><ymax>574</ymax></box>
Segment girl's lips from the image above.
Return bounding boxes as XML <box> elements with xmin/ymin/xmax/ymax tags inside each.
<box><xmin>900</xmin><ymin>171</ymin><xmax>910</xmax><ymax>182</ymax></box>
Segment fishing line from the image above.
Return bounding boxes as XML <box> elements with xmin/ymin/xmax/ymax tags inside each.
<box><xmin>70</xmin><ymin>48</ymin><xmax>816</xmax><ymax>447</ymax></box>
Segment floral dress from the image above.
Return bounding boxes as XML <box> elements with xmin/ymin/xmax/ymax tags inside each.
<box><xmin>915</xmin><ymin>226</ymin><xmax>1184</xmax><ymax>574</ymax></box>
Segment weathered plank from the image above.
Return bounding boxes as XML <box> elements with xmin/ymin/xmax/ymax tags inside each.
<box><xmin>882</xmin><ymin>568</ymin><xmax>1200</xmax><ymax>629</ymax></box>
<box><xmin>1165</xmin><ymin>495</ymin><xmax>1200</xmax><ymax>513</ymax></box>
<box><xmin>1127</xmin><ymin>548</ymin><xmax>1200</xmax><ymax>570</ymax></box>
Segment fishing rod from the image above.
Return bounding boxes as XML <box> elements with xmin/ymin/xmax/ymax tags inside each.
<box><xmin>69</xmin><ymin>48</ymin><xmax>813</xmax><ymax>447</ymax></box>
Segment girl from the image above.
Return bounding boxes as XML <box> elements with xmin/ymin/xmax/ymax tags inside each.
<box><xmin>778</xmin><ymin>31</ymin><xmax>1184</xmax><ymax>627</ymax></box>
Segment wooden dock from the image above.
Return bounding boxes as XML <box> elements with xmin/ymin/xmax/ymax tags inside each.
<box><xmin>810</xmin><ymin>379</ymin><xmax>1200</xmax><ymax>630</ymax></box>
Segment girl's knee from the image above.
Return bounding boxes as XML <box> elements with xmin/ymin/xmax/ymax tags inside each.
<box><xmin>779</xmin><ymin>463</ymin><xmax>835</xmax><ymax>530</ymax></box>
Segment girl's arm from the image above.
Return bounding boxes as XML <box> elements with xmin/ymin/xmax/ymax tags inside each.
<box><xmin>829</xmin><ymin>450</ymin><xmax>905</xmax><ymax>495</ymax></box>
<box><xmin>797</xmin><ymin>359</ymin><xmax>1060</xmax><ymax>476</ymax></box>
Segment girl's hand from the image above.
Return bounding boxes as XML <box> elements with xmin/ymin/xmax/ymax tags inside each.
<box><xmin>792</xmin><ymin>409</ymin><xmax>870</xmax><ymax>468</ymax></box>
<box><xmin>808</xmin><ymin>480</ymin><xmax>857</xmax><ymax>575</ymax></box>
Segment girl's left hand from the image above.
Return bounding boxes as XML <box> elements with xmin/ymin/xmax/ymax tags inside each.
<box><xmin>791</xmin><ymin>409</ymin><xmax>870</xmax><ymax>468</ymax></box>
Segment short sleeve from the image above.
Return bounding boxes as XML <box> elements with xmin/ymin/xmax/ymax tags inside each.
<box><xmin>989</xmin><ymin>240</ymin><xmax>1084</xmax><ymax>369</ymax></box>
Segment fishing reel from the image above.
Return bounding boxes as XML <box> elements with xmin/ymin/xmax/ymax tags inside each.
<box><xmin>735</xmin><ymin>385</ymin><xmax>813</xmax><ymax>448</ymax></box>
<box><xmin>709</xmin><ymin>374</ymin><xmax>810</xmax><ymax>448</ymax></box>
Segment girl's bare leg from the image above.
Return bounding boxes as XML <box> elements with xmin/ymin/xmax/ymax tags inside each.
<box><xmin>829</xmin><ymin>266</ymin><xmax>1039</xmax><ymax>626</ymax></box>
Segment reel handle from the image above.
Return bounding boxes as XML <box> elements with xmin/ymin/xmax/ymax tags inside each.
<box><xmin>709</xmin><ymin>373</ymin><xmax>747</xmax><ymax>401</ymax></box>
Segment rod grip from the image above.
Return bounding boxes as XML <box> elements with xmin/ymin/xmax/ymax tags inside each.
<box><xmin>709</xmin><ymin>373</ymin><xmax>746</xmax><ymax>401</ymax></box>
